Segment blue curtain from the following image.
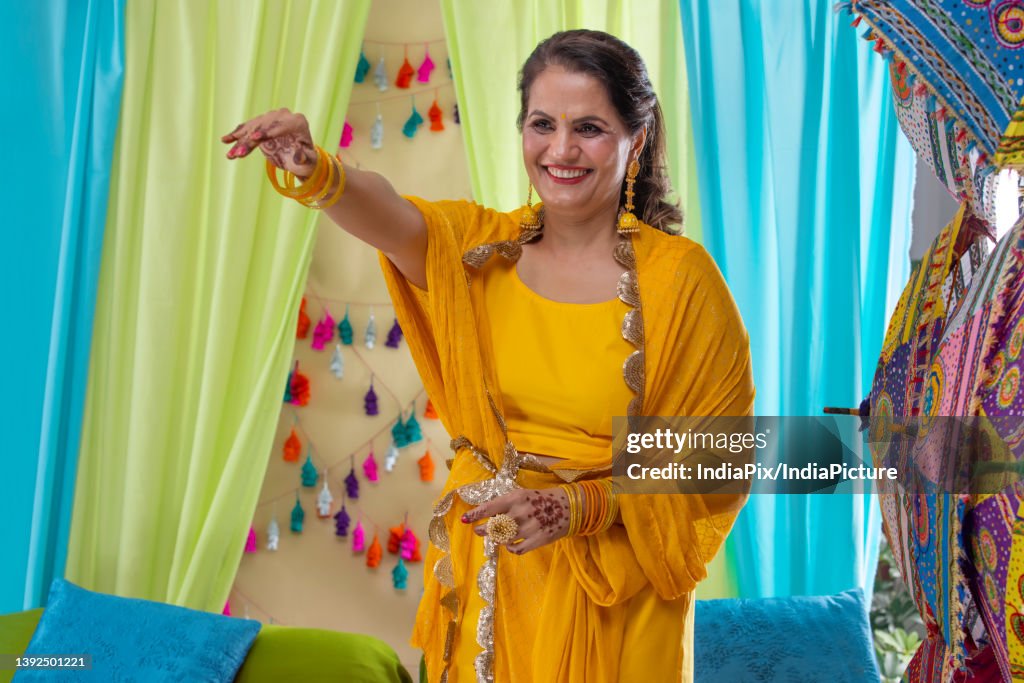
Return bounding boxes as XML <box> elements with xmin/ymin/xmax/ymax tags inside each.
<box><xmin>680</xmin><ymin>1</ymin><xmax>915</xmax><ymax>598</ymax></box>
<box><xmin>0</xmin><ymin>0</ymin><xmax>125</xmax><ymax>611</ymax></box>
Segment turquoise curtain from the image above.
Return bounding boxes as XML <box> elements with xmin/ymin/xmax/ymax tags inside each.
<box><xmin>680</xmin><ymin>1</ymin><xmax>915</xmax><ymax>598</ymax></box>
<box><xmin>0</xmin><ymin>0</ymin><xmax>125</xmax><ymax>612</ymax></box>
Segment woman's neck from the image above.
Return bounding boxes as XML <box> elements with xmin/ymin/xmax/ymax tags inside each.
<box><xmin>540</xmin><ymin>204</ymin><xmax>620</xmax><ymax>256</ymax></box>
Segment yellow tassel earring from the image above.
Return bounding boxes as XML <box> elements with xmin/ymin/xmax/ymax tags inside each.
<box><xmin>520</xmin><ymin>183</ymin><xmax>543</xmax><ymax>233</ymax></box>
<box><xmin>617</xmin><ymin>160</ymin><xmax>640</xmax><ymax>235</ymax></box>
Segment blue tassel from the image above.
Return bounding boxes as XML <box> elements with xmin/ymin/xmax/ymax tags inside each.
<box><xmin>290</xmin><ymin>493</ymin><xmax>305</xmax><ymax>533</ymax></box>
<box><xmin>402</xmin><ymin>104</ymin><xmax>425</xmax><ymax>138</ymax></box>
<box><xmin>354</xmin><ymin>50</ymin><xmax>370</xmax><ymax>83</ymax></box>
<box><xmin>301</xmin><ymin>453</ymin><xmax>318</xmax><ymax>487</ymax></box>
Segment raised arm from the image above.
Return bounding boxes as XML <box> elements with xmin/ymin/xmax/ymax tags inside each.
<box><xmin>221</xmin><ymin>109</ymin><xmax>428</xmax><ymax>289</ymax></box>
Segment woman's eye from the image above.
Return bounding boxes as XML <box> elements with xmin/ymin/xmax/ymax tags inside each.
<box><xmin>531</xmin><ymin>119</ymin><xmax>553</xmax><ymax>132</ymax></box>
<box><xmin>578</xmin><ymin>123</ymin><xmax>602</xmax><ymax>136</ymax></box>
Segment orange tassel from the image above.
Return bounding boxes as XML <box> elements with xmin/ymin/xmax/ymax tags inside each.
<box><xmin>388</xmin><ymin>524</ymin><xmax>405</xmax><ymax>554</ymax></box>
<box><xmin>283</xmin><ymin>428</ymin><xmax>301</xmax><ymax>462</ymax></box>
<box><xmin>418</xmin><ymin>450</ymin><xmax>435</xmax><ymax>482</ymax></box>
<box><xmin>296</xmin><ymin>297</ymin><xmax>311</xmax><ymax>339</ymax></box>
<box><xmin>428</xmin><ymin>99</ymin><xmax>444</xmax><ymax>131</ymax></box>
<box><xmin>289</xmin><ymin>362</ymin><xmax>311</xmax><ymax>406</ymax></box>
<box><xmin>395</xmin><ymin>58</ymin><xmax>415</xmax><ymax>88</ymax></box>
<box><xmin>424</xmin><ymin>398</ymin><xmax>439</xmax><ymax>419</ymax></box>
<box><xmin>366</xmin><ymin>533</ymin><xmax>382</xmax><ymax>568</ymax></box>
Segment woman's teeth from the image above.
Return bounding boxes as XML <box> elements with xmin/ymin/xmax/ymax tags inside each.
<box><xmin>547</xmin><ymin>167</ymin><xmax>589</xmax><ymax>179</ymax></box>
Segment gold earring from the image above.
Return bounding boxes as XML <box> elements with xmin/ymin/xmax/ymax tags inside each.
<box><xmin>617</xmin><ymin>160</ymin><xmax>640</xmax><ymax>235</ymax></box>
<box><xmin>520</xmin><ymin>183</ymin><xmax>543</xmax><ymax>233</ymax></box>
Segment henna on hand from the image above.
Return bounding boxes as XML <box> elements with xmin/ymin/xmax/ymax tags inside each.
<box><xmin>526</xmin><ymin>490</ymin><xmax>567</xmax><ymax>535</ymax></box>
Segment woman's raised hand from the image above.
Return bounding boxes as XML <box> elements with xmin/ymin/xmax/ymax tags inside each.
<box><xmin>221</xmin><ymin>108</ymin><xmax>318</xmax><ymax>178</ymax></box>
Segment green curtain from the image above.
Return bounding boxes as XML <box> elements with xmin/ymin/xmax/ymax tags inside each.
<box><xmin>66</xmin><ymin>0</ymin><xmax>370</xmax><ymax>610</ymax></box>
<box><xmin>442</xmin><ymin>0</ymin><xmax>702</xmax><ymax>242</ymax></box>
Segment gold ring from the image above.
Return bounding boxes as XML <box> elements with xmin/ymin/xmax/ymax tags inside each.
<box><xmin>485</xmin><ymin>513</ymin><xmax>519</xmax><ymax>544</ymax></box>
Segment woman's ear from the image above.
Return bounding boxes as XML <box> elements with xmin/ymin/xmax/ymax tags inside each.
<box><xmin>632</xmin><ymin>126</ymin><xmax>648</xmax><ymax>160</ymax></box>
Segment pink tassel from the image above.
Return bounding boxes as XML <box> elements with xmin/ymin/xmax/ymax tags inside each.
<box><xmin>340</xmin><ymin>120</ymin><xmax>353</xmax><ymax>148</ymax></box>
<box><xmin>363</xmin><ymin>450</ymin><xmax>379</xmax><ymax>482</ymax></box>
<box><xmin>312</xmin><ymin>310</ymin><xmax>335</xmax><ymax>350</ymax></box>
<box><xmin>352</xmin><ymin>521</ymin><xmax>366</xmax><ymax>553</ymax></box>
<box><xmin>417</xmin><ymin>47</ymin><xmax>435</xmax><ymax>83</ymax></box>
<box><xmin>245</xmin><ymin>526</ymin><xmax>258</xmax><ymax>553</ymax></box>
<box><xmin>223</xmin><ymin>600</ymin><xmax>231</xmax><ymax>616</ymax></box>
<box><xmin>400</xmin><ymin>527</ymin><xmax>421</xmax><ymax>561</ymax></box>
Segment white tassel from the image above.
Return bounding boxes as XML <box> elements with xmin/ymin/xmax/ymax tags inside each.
<box><xmin>374</xmin><ymin>57</ymin><xmax>388</xmax><ymax>92</ymax></box>
<box><xmin>317</xmin><ymin>475</ymin><xmax>333</xmax><ymax>517</ymax></box>
<box><xmin>365</xmin><ymin>309</ymin><xmax>377</xmax><ymax>349</ymax></box>
<box><xmin>266</xmin><ymin>516</ymin><xmax>280</xmax><ymax>551</ymax></box>
<box><xmin>385</xmin><ymin>442</ymin><xmax>399</xmax><ymax>472</ymax></box>
<box><xmin>330</xmin><ymin>343</ymin><xmax>344</xmax><ymax>379</ymax></box>
<box><xmin>371</xmin><ymin>113</ymin><xmax>384</xmax><ymax>150</ymax></box>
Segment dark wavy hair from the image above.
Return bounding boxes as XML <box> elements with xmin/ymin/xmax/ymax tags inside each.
<box><xmin>516</xmin><ymin>29</ymin><xmax>683</xmax><ymax>234</ymax></box>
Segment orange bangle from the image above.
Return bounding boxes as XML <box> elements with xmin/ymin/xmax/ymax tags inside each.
<box><xmin>266</xmin><ymin>146</ymin><xmax>327</xmax><ymax>200</ymax></box>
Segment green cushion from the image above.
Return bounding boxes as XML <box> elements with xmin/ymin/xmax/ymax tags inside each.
<box><xmin>0</xmin><ymin>609</ymin><xmax>43</xmax><ymax>683</ymax></box>
<box><xmin>234</xmin><ymin>624</ymin><xmax>412</xmax><ymax>683</ymax></box>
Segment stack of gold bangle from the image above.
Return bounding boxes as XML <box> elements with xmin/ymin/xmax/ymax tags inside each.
<box><xmin>560</xmin><ymin>478</ymin><xmax>617</xmax><ymax>537</ymax></box>
<box><xmin>266</xmin><ymin>145</ymin><xmax>346</xmax><ymax>210</ymax></box>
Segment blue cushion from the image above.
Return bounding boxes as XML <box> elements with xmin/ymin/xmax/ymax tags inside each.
<box><xmin>13</xmin><ymin>579</ymin><xmax>260</xmax><ymax>682</ymax></box>
<box><xmin>694</xmin><ymin>588</ymin><xmax>880</xmax><ymax>683</ymax></box>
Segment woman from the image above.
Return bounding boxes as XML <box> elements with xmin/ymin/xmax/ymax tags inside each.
<box><xmin>223</xmin><ymin>29</ymin><xmax>753</xmax><ymax>683</ymax></box>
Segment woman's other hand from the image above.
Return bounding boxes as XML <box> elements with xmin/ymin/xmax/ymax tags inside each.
<box><xmin>221</xmin><ymin>108</ymin><xmax>317</xmax><ymax>179</ymax></box>
<box><xmin>462</xmin><ymin>488</ymin><xmax>570</xmax><ymax>555</ymax></box>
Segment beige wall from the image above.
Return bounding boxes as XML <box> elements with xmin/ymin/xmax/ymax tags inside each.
<box><xmin>230</xmin><ymin>0</ymin><xmax>472</xmax><ymax>673</ymax></box>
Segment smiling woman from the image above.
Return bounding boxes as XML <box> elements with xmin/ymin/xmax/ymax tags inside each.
<box><xmin>222</xmin><ymin>29</ymin><xmax>754</xmax><ymax>683</ymax></box>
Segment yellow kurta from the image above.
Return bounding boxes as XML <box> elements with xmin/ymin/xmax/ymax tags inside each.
<box><xmin>379</xmin><ymin>198</ymin><xmax>755</xmax><ymax>683</ymax></box>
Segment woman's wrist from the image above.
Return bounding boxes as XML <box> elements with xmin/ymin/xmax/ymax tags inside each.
<box><xmin>560</xmin><ymin>478</ymin><xmax>617</xmax><ymax>537</ymax></box>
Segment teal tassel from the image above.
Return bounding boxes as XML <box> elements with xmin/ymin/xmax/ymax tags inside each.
<box><xmin>283</xmin><ymin>369</ymin><xmax>293</xmax><ymax>402</ymax></box>
<box><xmin>392</xmin><ymin>415</ymin><xmax>409</xmax><ymax>448</ymax></box>
<box><xmin>404</xmin><ymin>410</ymin><xmax>423</xmax><ymax>445</ymax></box>
<box><xmin>301</xmin><ymin>453</ymin><xmax>318</xmax><ymax>487</ymax></box>
<box><xmin>354</xmin><ymin>50</ymin><xmax>371</xmax><ymax>83</ymax></box>
<box><xmin>402</xmin><ymin>103</ymin><xmax>424</xmax><ymax>139</ymax></box>
<box><xmin>338</xmin><ymin>306</ymin><xmax>354</xmax><ymax>345</ymax></box>
<box><xmin>392</xmin><ymin>557</ymin><xmax>409</xmax><ymax>589</ymax></box>
<box><xmin>290</xmin><ymin>493</ymin><xmax>305</xmax><ymax>533</ymax></box>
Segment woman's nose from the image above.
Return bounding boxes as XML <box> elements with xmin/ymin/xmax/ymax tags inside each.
<box><xmin>548</xmin><ymin>127</ymin><xmax>576</xmax><ymax>160</ymax></box>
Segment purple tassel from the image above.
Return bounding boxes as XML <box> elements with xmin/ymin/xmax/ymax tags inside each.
<box><xmin>345</xmin><ymin>467</ymin><xmax>359</xmax><ymax>499</ymax></box>
<box><xmin>334</xmin><ymin>504</ymin><xmax>351</xmax><ymax>537</ymax></box>
<box><xmin>385</xmin><ymin>318</ymin><xmax>403</xmax><ymax>348</ymax></box>
<box><xmin>364</xmin><ymin>380</ymin><xmax>379</xmax><ymax>416</ymax></box>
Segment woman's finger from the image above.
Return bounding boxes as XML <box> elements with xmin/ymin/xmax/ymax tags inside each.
<box><xmin>220</xmin><ymin>123</ymin><xmax>244</xmax><ymax>143</ymax></box>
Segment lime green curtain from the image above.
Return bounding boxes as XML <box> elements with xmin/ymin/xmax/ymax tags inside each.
<box><xmin>66</xmin><ymin>0</ymin><xmax>370</xmax><ymax>610</ymax></box>
<box><xmin>441</xmin><ymin>0</ymin><xmax>701</xmax><ymax>242</ymax></box>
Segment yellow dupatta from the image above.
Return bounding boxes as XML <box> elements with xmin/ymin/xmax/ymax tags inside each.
<box><xmin>379</xmin><ymin>198</ymin><xmax>755</xmax><ymax>683</ymax></box>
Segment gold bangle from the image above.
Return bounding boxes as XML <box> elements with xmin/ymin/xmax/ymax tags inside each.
<box><xmin>266</xmin><ymin>146</ymin><xmax>327</xmax><ymax>200</ymax></box>
<box><xmin>561</xmin><ymin>484</ymin><xmax>581</xmax><ymax>537</ymax></box>
<box><xmin>301</xmin><ymin>149</ymin><xmax>336</xmax><ymax>205</ymax></box>
<box><xmin>305</xmin><ymin>153</ymin><xmax>346</xmax><ymax>210</ymax></box>
<box><xmin>288</xmin><ymin>146</ymin><xmax>331</xmax><ymax>201</ymax></box>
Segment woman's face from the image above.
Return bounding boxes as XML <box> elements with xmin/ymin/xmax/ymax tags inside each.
<box><xmin>522</xmin><ymin>65</ymin><xmax>638</xmax><ymax>221</ymax></box>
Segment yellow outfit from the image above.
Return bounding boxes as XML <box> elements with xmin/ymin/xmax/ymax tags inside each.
<box><xmin>482</xmin><ymin>258</ymin><xmax>635</xmax><ymax>464</ymax></box>
<box><xmin>379</xmin><ymin>199</ymin><xmax>755</xmax><ymax>683</ymax></box>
